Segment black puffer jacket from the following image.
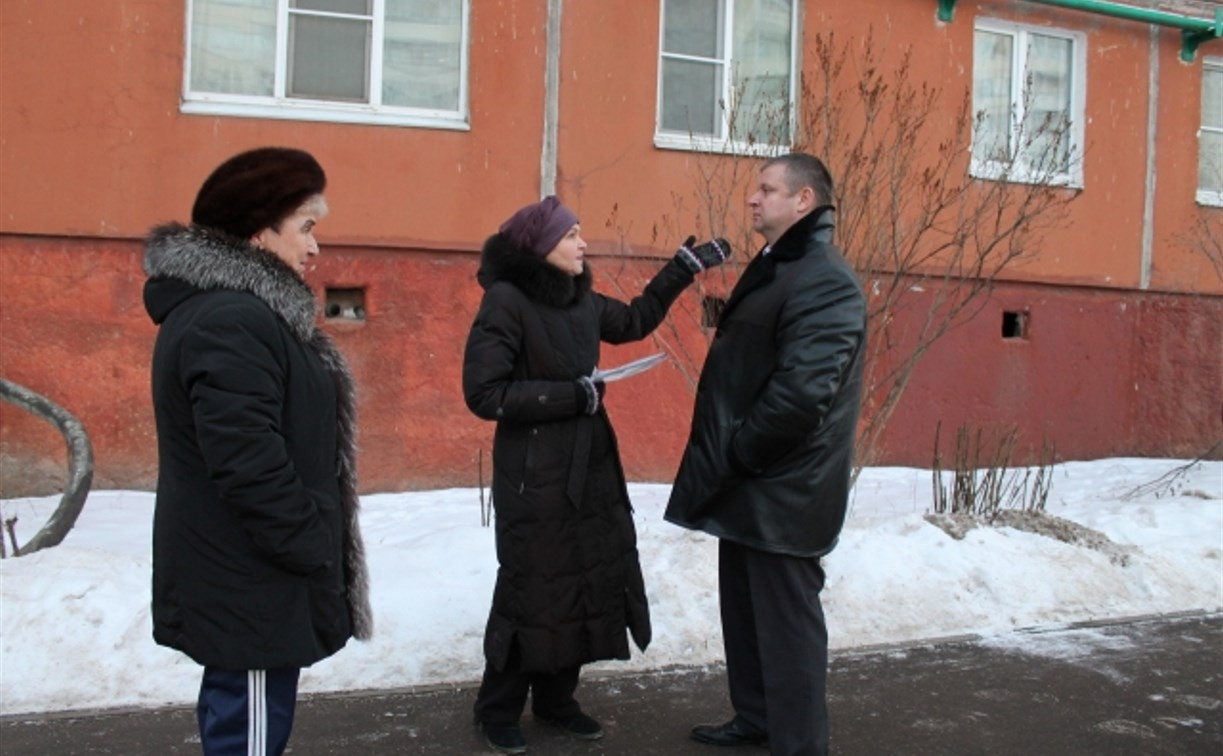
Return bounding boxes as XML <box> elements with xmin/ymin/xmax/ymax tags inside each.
<box><xmin>463</xmin><ymin>233</ymin><xmax>694</xmax><ymax>673</ymax></box>
<box><xmin>144</xmin><ymin>223</ymin><xmax>372</xmax><ymax>671</ymax></box>
<box><xmin>665</xmin><ymin>210</ymin><xmax>867</xmax><ymax>558</ymax></box>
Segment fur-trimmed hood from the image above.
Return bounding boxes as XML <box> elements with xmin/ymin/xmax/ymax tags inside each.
<box><xmin>144</xmin><ymin>222</ymin><xmax>317</xmax><ymax>341</ymax></box>
<box><xmin>477</xmin><ymin>231</ymin><xmax>592</xmax><ymax>308</ymax></box>
<box><xmin>143</xmin><ymin>221</ymin><xmax>373</xmax><ymax>642</ymax></box>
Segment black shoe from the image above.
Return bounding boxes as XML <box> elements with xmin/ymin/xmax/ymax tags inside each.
<box><xmin>690</xmin><ymin>719</ymin><xmax>768</xmax><ymax>747</ymax></box>
<box><xmin>478</xmin><ymin>722</ymin><xmax>528</xmax><ymax>754</ymax></box>
<box><xmin>536</xmin><ymin>711</ymin><xmax>604</xmax><ymax>741</ymax></box>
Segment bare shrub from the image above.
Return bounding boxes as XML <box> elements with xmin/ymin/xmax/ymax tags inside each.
<box><xmin>930</xmin><ymin>422</ymin><xmax>1056</xmax><ymax>518</ymax></box>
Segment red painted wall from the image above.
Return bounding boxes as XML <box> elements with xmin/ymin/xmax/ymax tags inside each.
<box><xmin>0</xmin><ymin>234</ymin><xmax>702</xmax><ymax>494</ymax></box>
<box><xmin>876</xmin><ymin>283</ymin><xmax>1223</xmax><ymax>465</ymax></box>
<box><xmin>3</xmin><ymin>232</ymin><xmax>1218</xmax><ymax>495</ymax></box>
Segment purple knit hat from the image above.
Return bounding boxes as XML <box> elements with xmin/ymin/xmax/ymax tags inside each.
<box><xmin>499</xmin><ymin>195</ymin><xmax>579</xmax><ymax>257</ymax></box>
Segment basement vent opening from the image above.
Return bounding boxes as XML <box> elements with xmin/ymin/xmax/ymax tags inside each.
<box><xmin>325</xmin><ymin>287</ymin><xmax>366</xmax><ymax>322</ymax></box>
<box><xmin>701</xmin><ymin>295</ymin><xmax>727</xmax><ymax>328</ymax></box>
<box><xmin>1002</xmin><ymin>310</ymin><xmax>1028</xmax><ymax>340</ymax></box>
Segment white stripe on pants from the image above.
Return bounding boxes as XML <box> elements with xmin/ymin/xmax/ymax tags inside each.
<box><xmin>248</xmin><ymin>670</ymin><xmax>266</xmax><ymax>756</ymax></box>
<box><xmin>198</xmin><ymin>665</ymin><xmax>299</xmax><ymax>755</ymax></box>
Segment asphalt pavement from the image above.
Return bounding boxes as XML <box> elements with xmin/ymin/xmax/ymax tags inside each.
<box><xmin>2</xmin><ymin>612</ymin><xmax>1219</xmax><ymax>755</ymax></box>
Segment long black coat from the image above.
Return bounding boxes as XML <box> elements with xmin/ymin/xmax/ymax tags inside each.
<box><xmin>463</xmin><ymin>234</ymin><xmax>694</xmax><ymax>673</ymax></box>
<box><xmin>143</xmin><ymin>223</ymin><xmax>372</xmax><ymax>671</ymax></box>
<box><xmin>665</xmin><ymin>211</ymin><xmax>867</xmax><ymax>558</ymax></box>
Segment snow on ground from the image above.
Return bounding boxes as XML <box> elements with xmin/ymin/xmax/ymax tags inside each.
<box><xmin>1</xmin><ymin>458</ymin><xmax>1219</xmax><ymax>715</ymax></box>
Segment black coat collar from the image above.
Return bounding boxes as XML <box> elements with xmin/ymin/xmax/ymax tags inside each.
<box><xmin>477</xmin><ymin>232</ymin><xmax>592</xmax><ymax>308</ymax></box>
<box><xmin>765</xmin><ymin>205</ymin><xmax>836</xmax><ymax>261</ymax></box>
<box><xmin>720</xmin><ymin>207</ymin><xmax>837</xmax><ymax>322</ymax></box>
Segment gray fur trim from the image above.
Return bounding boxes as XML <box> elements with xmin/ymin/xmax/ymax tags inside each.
<box><xmin>314</xmin><ymin>331</ymin><xmax>374</xmax><ymax>640</ymax></box>
<box><xmin>146</xmin><ymin>221</ymin><xmax>373</xmax><ymax>640</ymax></box>
<box><xmin>144</xmin><ymin>223</ymin><xmax>317</xmax><ymax>342</ymax></box>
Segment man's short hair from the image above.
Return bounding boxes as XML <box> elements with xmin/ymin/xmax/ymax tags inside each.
<box><xmin>763</xmin><ymin>153</ymin><xmax>835</xmax><ymax>206</ymax></box>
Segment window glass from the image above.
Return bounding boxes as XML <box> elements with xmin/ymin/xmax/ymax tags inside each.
<box><xmin>288</xmin><ymin>15</ymin><xmax>371</xmax><ymax>101</ymax></box>
<box><xmin>972</xmin><ymin>30</ymin><xmax>1013</xmax><ymax>164</ymax></box>
<box><xmin>971</xmin><ymin>21</ymin><xmax>1081</xmax><ymax>184</ymax></box>
<box><xmin>383</xmin><ymin>0</ymin><xmax>464</xmax><ymax>110</ymax></box>
<box><xmin>731</xmin><ymin>0</ymin><xmax>791</xmax><ymax>143</ymax></box>
<box><xmin>1025</xmin><ymin>33</ymin><xmax>1073</xmax><ymax>172</ymax></box>
<box><xmin>1205</xmin><ymin>64</ymin><xmax>1223</xmax><ymax>129</ymax></box>
<box><xmin>662</xmin><ymin>59</ymin><xmax>721</xmax><ymax>133</ymax></box>
<box><xmin>190</xmin><ymin>0</ymin><xmax>276</xmax><ymax>95</ymax></box>
<box><xmin>1200</xmin><ymin>62</ymin><xmax>1223</xmax><ymax>196</ymax></box>
<box><xmin>664</xmin><ymin>0</ymin><xmax>722</xmax><ymax>59</ymax></box>
<box><xmin>657</xmin><ymin>0</ymin><xmax>794</xmax><ymax>149</ymax></box>
<box><xmin>292</xmin><ymin>0</ymin><xmax>372</xmax><ymax>14</ymax></box>
<box><xmin>1202</xmin><ymin>131</ymin><xmax>1223</xmax><ymax>193</ymax></box>
<box><xmin>186</xmin><ymin>0</ymin><xmax>467</xmax><ymax>126</ymax></box>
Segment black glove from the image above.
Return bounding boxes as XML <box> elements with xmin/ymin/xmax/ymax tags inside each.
<box><xmin>574</xmin><ymin>375</ymin><xmax>606</xmax><ymax>415</ymax></box>
<box><xmin>675</xmin><ymin>235</ymin><xmax>731</xmax><ymax>274</ymax></box>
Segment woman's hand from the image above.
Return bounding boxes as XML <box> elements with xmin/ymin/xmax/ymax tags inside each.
<box><xmin>675</xmin><ymin>235</ymin><xmax>731</xmax><ymax>274</ymax></box>
<box><xmin>574</xmin><ymin>375</ymin><xmax>606</xmax><ymax>415</ymax></box>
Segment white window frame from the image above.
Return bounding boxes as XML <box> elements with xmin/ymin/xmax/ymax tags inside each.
<box><xmin>654</xmin><ymin>0</ymin><xmax>799</xmax><ymax>155</ymax></box>
<box><xmin>182</xmin><ymin>0</ymin><xmax>470</xmax><ymax>130</ymax></box>
<box><xmin>1198</xmin><ymin>57</ymin><xmax>1223</xmax><ymax>207</ymax></box>
<box><xmin>971</xmin><ymin>18</ymin><xmax>1086</xmax><ymax>188</ymax></box>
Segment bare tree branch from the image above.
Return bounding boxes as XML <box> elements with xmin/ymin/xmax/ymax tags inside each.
<box><xmin>601</xmin><ymin>29</ymin><xmax>1079</xmax><ymax>486</ymax></box>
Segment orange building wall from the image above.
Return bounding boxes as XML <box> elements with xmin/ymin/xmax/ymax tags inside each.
<box><xmin>2</xmin><ymin>1</ymin><xmax>1220</xmax><ymax>496</ymax></box>
<box><xmin>0</xmin><ymin>0</ymin><xmax>550</xmax><ymax>245</ymax></box>
<box><xmin>1150</xmin><ymin>36</ymin><xmax>1222</xmax><ymax>292</ymax></box>
<box><xmin>5</xmin><ymin>2</ymin><xmax>1217</xmax><ymax>279</ymax></box>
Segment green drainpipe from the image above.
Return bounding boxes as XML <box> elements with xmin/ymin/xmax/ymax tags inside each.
<box><xmin>937</xmin><ymin>0</ymin><xmax>1222</xmax><ymax>62</ymax></box>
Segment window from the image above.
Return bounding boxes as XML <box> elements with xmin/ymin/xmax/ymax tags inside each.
<box><xmin>1199</xmin><ymin>58</ymin><xmax>1223</xmax><ymax>206</ymax></box>
<box><xmin>656</xmin><ymin>0</ymin><xmax>797</xmax><ymax>152</ymax></box>
<box><xmin>184</xmin><ymin>0</ymin><xmax>468</xmax><ymax>129</ymax></box>
<box><xmin>971</xmin><ymin>19</ymin><xmax>1085</xmax><ymax>186</ymax></box>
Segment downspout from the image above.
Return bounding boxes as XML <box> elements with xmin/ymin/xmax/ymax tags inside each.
<box><xmin>1140</xmin><ymin>24</ymin><xmax>1158</xmax><ymax>291</ymax></box>
<box><xmin>541</xmin><ymin>0</ymin><xmax>562</xmax><ymax>198</ymax></box>
<box><xmin>937</xmin><ymin>0</ymin><xmax>1222</xmax><ymax>61</ymax></box>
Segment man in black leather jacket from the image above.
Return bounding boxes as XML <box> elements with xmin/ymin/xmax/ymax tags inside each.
<box><xmin>666</xmin><ymin>153</ymin><xmax>867</xmax><ymax>756</ymax></box>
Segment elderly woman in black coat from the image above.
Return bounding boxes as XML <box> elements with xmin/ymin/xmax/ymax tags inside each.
<box><xmin>463</xmin><ymin>196</ymin><xmax>727</xmax><ymax>753</ymax></box>
<box><xmin>144</xmin><ymin>147</ymin><xmax>372</xmax><ymax>756</ymax></box>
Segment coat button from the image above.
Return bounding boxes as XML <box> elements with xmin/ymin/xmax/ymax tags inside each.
<box><xmin>538</xmin><ymin>395</ymin><xmax>548</xmax><ymax>404</ymax></box>
<box><xmin>531</xmin><ymin>428</ymin><xmax>539</xmax><ymax>435</ymax></box>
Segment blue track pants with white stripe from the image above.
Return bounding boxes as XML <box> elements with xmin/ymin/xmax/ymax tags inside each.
<box><xmin>197</xmin><ymin>667</ymin><xmax>300</xmax><ymax>756</ymax></box>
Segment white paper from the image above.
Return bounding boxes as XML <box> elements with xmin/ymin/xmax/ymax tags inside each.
<box><xmin>591</xmin><ymin>352</ymin><xmax>668</xmax><ymax>383</ymax></box>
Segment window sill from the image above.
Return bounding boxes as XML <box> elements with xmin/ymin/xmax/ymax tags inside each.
<box><xmin>970</xmin><ymin>161</ymin><xmax>1083</xmax><ymax>190</ymax></box>
<box><xmin>653</xmin><ymin>132</ymin><xmax>788</xmax><ymax>158</ymax></box>
<box><xmin>1196</xmin><ymin>189</ymin><xmax>1223</xmax><ymax>208</ymax></box>
<box><xmin>181</xmin><ymin>99</ymin><xmax>470</xmax><ymax>131</ymax></box>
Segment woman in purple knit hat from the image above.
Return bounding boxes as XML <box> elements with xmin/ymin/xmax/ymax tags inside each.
<box><xmin>462</xmin><ymin>196</ymin><xmax>728</xmax><ymax>754</ymax></box>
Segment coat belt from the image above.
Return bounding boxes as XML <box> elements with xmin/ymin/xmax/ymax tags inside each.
<box><xmin>566</xmin><ymin>416</ymin><xmax>593</xmax><ymax>508</ymax></box>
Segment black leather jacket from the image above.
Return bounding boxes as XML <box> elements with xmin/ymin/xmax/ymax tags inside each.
<box><xmin>665</xmin><ymin>209</ymin><xmax>867</xmax><ymax>557</ymax></box>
